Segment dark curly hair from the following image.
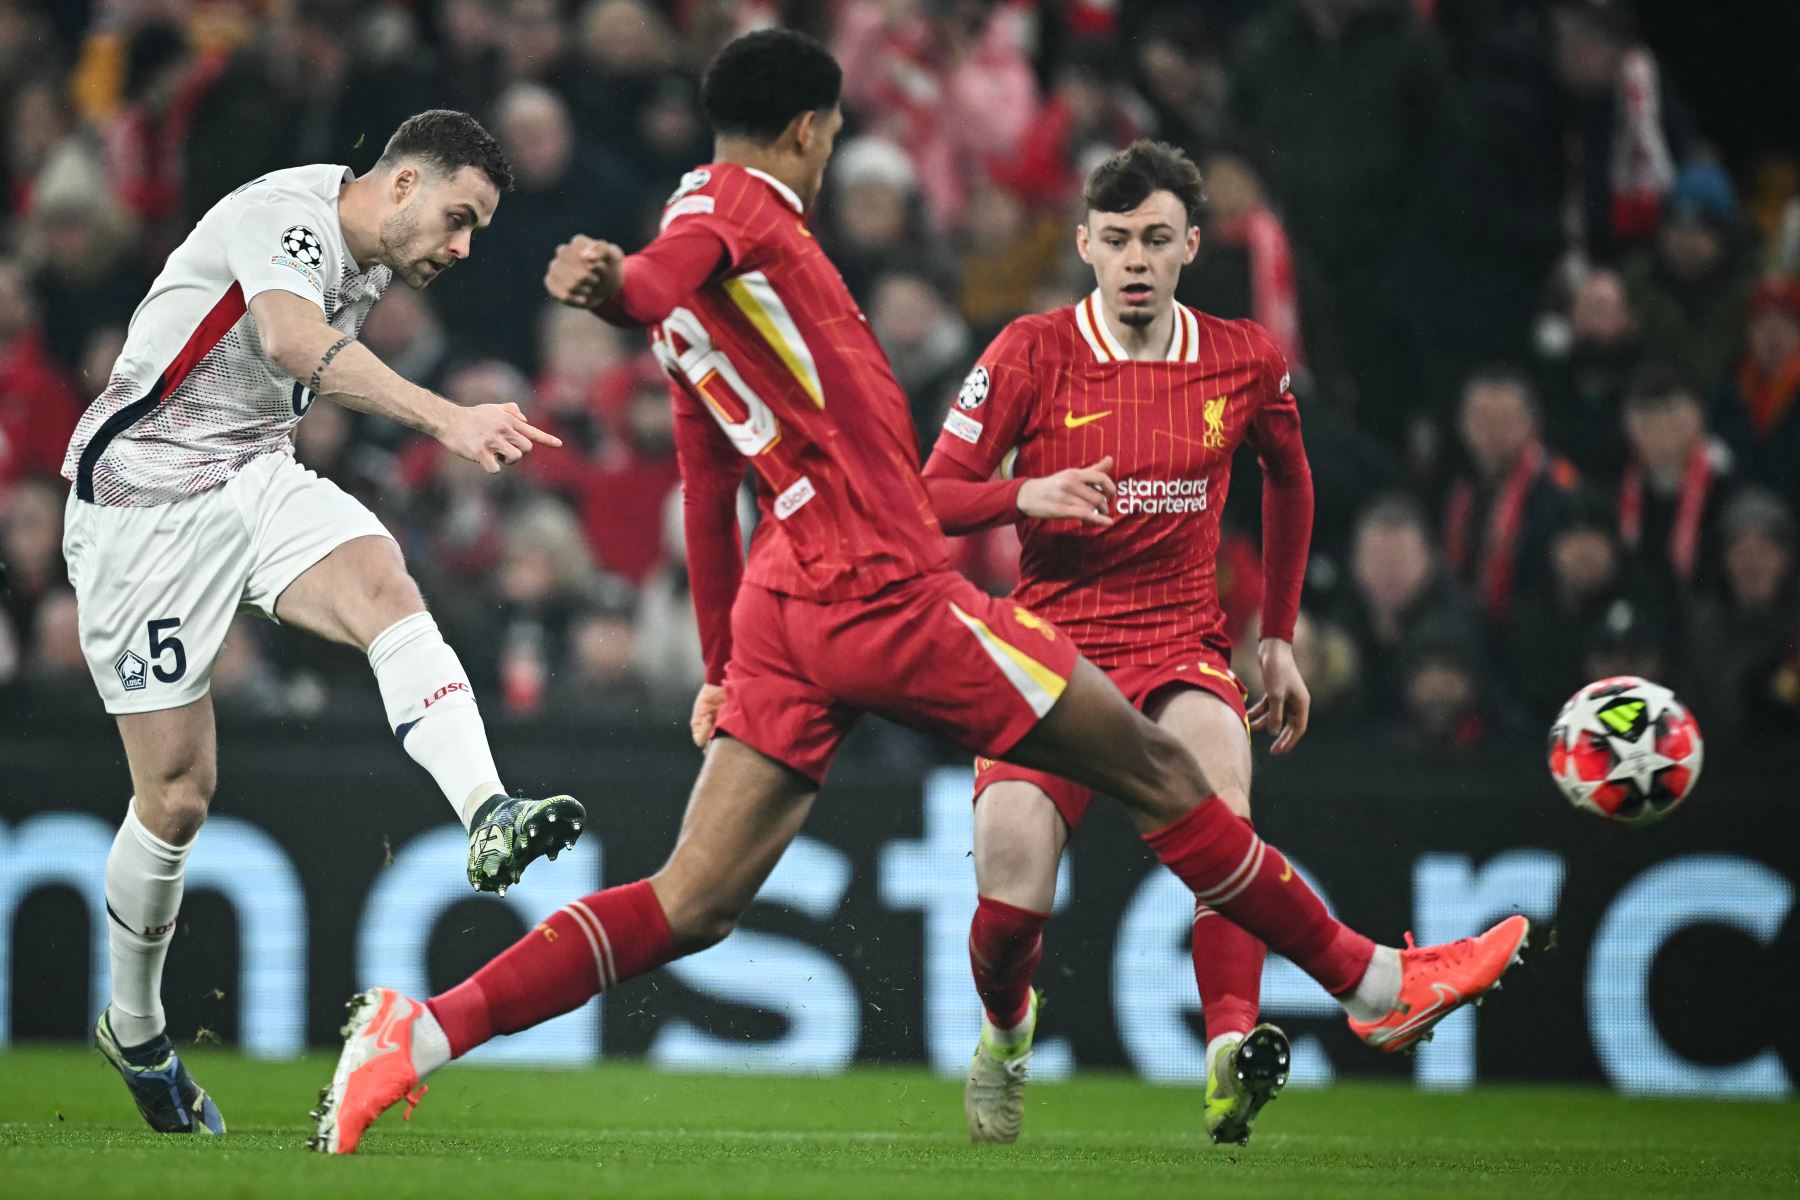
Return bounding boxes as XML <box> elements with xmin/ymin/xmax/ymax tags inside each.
<box><xmin>701</xmin><ymin>28</ymin><xmax>842</xmax><ymax>144</ymax></box>
<box><xmin>376</xmin><ymin>110</ymin><xmax>514</xmax><ymax>193</ymax></box>
<box><xmin>1083</xmin><ymin>140</ymin><xmax>1204</xmax><ymax>227</ymax></box>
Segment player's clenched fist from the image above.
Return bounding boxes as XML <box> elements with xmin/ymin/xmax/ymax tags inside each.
<box><xmin>439</xmin><ymin>401</ymin><xmax>562</xmax><ymax>473</ymax></box>
<box><xmin>1017</xmin><ymin>456</ymin><xmax>1118</xmax><ymax>526</ymax></box>
<box><xmin>545</xmin><ymin>235</ymin><xmax>625</xmax><ymax>310</ymax></box>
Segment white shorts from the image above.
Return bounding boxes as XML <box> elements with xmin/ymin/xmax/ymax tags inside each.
<box><xmin>62</xmin><ymin>452</ymin><xmax>393</xmax><ymax>714</ymax></box>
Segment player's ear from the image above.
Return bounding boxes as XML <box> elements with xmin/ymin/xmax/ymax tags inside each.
<box><xmin>391</xmin><ymin>165</ymin><xmax>418</xmax><ymax>205</ymax></box>
<box><xmin>1184</xmin><ymin>223</ymin><xmax>1201</xmax><ymax>265</ymax></box>
<box><xmin>1075</xmin><ymin>221</ymin><xmax>1092</xmax><ymax>264</ymax></box>
<box><xmin>789</xmin><ymin>109</ymin><xmax>817</xmax><ymax>156</ymax></box>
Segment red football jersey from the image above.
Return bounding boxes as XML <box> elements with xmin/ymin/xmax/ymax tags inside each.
<box><xmin>927</xmin><ymin>292</ymin><xmax>1309</xmax><ymax>669</ymax></box>
<box><xmin>638</xmin><ymin>162</ymin><xmax>947</xmax><ymax>602</ymax></box>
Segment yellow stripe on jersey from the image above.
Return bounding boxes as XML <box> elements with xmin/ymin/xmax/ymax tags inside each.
<box><xmin>949</xmin><ymin>601</ymin><xmax>1068</xmax><ymax>717</ymax></box>
<box><xmin>722</xmin><ymin>271</ymin><xmax>825</xmax><ymax>409</ymax></box>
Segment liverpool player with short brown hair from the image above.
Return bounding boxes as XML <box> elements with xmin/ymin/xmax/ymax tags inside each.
<box><xmin>309</xmin><ymin>36</ymin><xmax>1529</xmax><ymax>1156</ymax></box>
<box><xmin>924</xmin><ymin>140</ymin><xmax>1315</xmax><ymax>1145</ymax></box>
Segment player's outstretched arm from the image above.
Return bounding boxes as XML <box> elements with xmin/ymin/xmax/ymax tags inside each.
<box><xmin>250</xmin><ymin>290</ymin><xmax>560</xmax><ymax>474</ymax></box>
<box><xmin>545</xmin><ymin>225</ymin><xmax>729</xmax><ymax>328</ymax></box>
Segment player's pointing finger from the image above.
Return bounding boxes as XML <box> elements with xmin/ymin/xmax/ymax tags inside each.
<box><xmin>518</xmin><ymin>420</ymin><xmax>563</xmax><ymax>448</ymax></box>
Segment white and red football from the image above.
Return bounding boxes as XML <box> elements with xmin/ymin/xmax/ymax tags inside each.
<box><xmin>1548</xmin><ymin>676</ymin><xmax>1703</xmax><ymax>827</ymax></box>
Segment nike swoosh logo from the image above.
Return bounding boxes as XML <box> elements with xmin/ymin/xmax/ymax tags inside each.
<box><xmin>1369</xmin><ymin>982</ymin><xmax>1462</xmax><ymax>1046</ymax></box>
<box><xmin>1279</xmin><ymin>859</ymin><xmax>1293</xmax><ymax>883</ymax></box>
<box><xmin>1064</xmin><ymin>410</ymin><xmax>1111</xmax><ymax>429</ymax></box>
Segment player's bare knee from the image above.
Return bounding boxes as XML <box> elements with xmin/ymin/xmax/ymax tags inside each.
<box><xmin>1130</xmin><ymin>725</ymin><xmax>1210</xmax><ymax>820</ymax></box>
<box><xmin>138</xmin><ymin>770</ymin><xmax>214</xmax><ymax>844</ymax></box>
<box><xmin>1216</xmin><ymin>782</ymin><xmax>1251</xmax><ymax>820</ymax></box>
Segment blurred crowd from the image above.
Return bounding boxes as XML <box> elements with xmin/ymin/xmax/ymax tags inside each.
<box><xmin>2</xmin><ymin>0</ymin><xmax>1798</xmax><ymax>752</ymax></box>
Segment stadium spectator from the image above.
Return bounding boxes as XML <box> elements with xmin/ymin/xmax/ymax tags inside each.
<box><xmin>1580</xmin><ymin>592</ymin><xmax>1668</xmax><ymax>693</ymax></box>
<box><xmin>953</xmin><ymin>174</ymin><xmax>1067</xmax><ymax>342</ymax></box>
<box><xmin>1549</xmin><ymin>0</ymin><xmax>1692</xmax><ymax>264</ymax></box>
<box><xmin>1132</xmin><ymin>9</ymin><xmax>1229</xmax><ymax>157</ymax></box>
<box><xmin>817</xmin><ymin>136</ymin><xmax>944</xmax><ymax>305</ymax></box>
<box><xmin>1393</xmin><ymin>621</ymin><xmax>1496</xmax><ymax>751</ymax></box>
<box><xmin>210</xmin><ymin>617</ymin><xmax>294</xmax><ymax>720</ymax></box>
<box><xmin>357</xmin><ymin>284</ymin><xmax>452</xmax><ymax>398</ymax></box>
<box><xmin>1230</xmin><ymin>0</ymin><xmax>1448</xmax><ymax>445</ymax></box>
<box><xmin>566</xmin><ymin>0</ymin><xmax>701</xmax><ymax>186</ymax></box>
<box><xmin>5</xmin><ymin>75</ymin><xmax>77</xmax><ymax>219</ymax></box>
<box><xmin>499</xmin><ymin>0</ymin><xmax>574</xmax><ymax>87</ymax></box>
<box><xmin>22</xmin><ymin>585</ymin><xmax>84</xmax><ymax>693</ymax></box>
<box><xmin>434</xmin><ymin>82</ymin><xmax>642</xmax><ymax>372</ymax></box>
<box><xmin>0</xmin><ymin>258</ymin><xmax>79</xmax><ymax>486</ymax></box>
<box><xmin>530</xmin><ymin>304</ymin><xmax>629</xmax><ymax>470</ymax></box>
<box><xmin>1506</xmin><ymin>491</ymin><xmax>1663</xmax><ymax>720</ymax></box>
<box><xmin>429</xmin><ymin>0</ymin><xmax>506</xmax><ymax>117</ymax></box>
<box><xmin>1622</xmin><ymin>163</ymin><xmax>1759</xmax><ymax>397</ymax></box>
<box><xmin>485</xmin><ymin>498</ymin><xmax>635</xmax><ymax>716</ymax></box>
<box><xmin>555</xmin><ymin>603</ymin><xmax>651</xmax><ymax>714</ymax></box>
<box><xmin>0</xmin><ymin>473</ymin><xmax>64</xmax><ymax>662</ymax></box>
<box><xmin>1336</xmin><ymin>494</ymin><xmax>1480</xmax><ymax>726</ymax></box>
<box><xmin>994</xmin><ymin>38</ymin><xmax>1150</xmax><ymax>213</ymax></box>
<box><xmin>19</xmin><ymin>145</ymin><xmax>147</xmax><ymax>373</ymax></box>
<box><xmin>1535</xmin><ymin>269</ymin><xmax>1641</xmax><ymax>484</ymax></box>
<box><xmin>1176</xmin><ymin>144</ymin><xmax>1330</xmax><ymax>379</ymax></box>
<box><xmin>1442</xmin><ymin>368</ymin><xmax>1579</xmax><ymax>624</ymax></box>
<box><xmin>834</xmin><ymin>0</ymin><xmax>1040</xmax><ymax>231</ymax></box>
<box><xmin>1714</xmin><ymin>273</ymin><xmax>1800</xmax><ymax>511</ymax></box>
<box><xmin>1683</xmin><ymin>490</ymin><xmax>1799</xmax><ymax>742</ymax></box>
<box><xmin>869</xmin><ymin>271</ymin><xmax>972</xmax><ymax>452</ymax></box>
<box><xmin>1619</xmin><ymin>361</ymin><xmax>1738</xmax><ymax>602</ymax></box>
<box><xmin>630</xmin><ymin>488</ymin><xmax>707</xmax><ymax>706</ymax></box>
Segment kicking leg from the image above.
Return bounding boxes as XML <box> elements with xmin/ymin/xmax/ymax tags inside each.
<box><xmin>95</xmin><ymin>698</ymin><xmax>226</xmax><ymax>1134</ymax></box>
<box><xmin>274</xmin><ymin>534</ymin><xmax>580</xmax><ymax>890</ymax></box>
<box><xmin>309</xmin><ymin>736</ymin><xmax>818</xmax><ymax>1154</ymax></box>
<box><xmin>964</xmin><ymin>781</ymin><xmax>1064</xmax><ymax>1143</ymax></box>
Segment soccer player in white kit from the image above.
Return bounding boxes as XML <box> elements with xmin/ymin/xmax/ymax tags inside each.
<box><xmin>59</xmin><ymin>111</ymin><xmax>586</xmax><ymax>1134</ymax></box>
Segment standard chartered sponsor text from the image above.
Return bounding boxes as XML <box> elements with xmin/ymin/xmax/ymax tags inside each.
<box><xmin>1115</xmin><ymin>477</ymin><xmax>1208</xmax><ymax>515</ymax></box>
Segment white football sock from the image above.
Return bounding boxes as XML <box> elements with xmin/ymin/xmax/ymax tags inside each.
<box><xmin>104</xmin><ymin>799</ymin><xmax>192</xmax><ymax>1047</ymax></box>
<box><xmin>409</xmin><ymin>1004</ymin><xmax>452</xmax><ymax>1077</ymax></box>
<box><xmin>1206</xmin><ymin>1032</ymin><xmax>1244</xmax><ymax>1080</ymax></box>
<box><xmin>1339</xmin><ymin>944</ymin><xmax>1403</xmax><ymax>1022</ymax></box>
<box><xmin>982</xmin><ymin>1004</ymin><xmax>1036</xmax><ymax>1052</ymax></box>
<box><xmin>368</xmin><ymin>612</ymin><xmax>504</xmax><ymax>829</ymax></box>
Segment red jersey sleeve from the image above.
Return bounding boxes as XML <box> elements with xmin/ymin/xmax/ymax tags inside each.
<box><xmin>671</xmin><ymin>383</ymin><xmax>747</xmax><ymax>684</ymax></box>
<box><xmin>595</xmin><ymin>166</ymin><xmax>772</xmax><ymax>328</ymax></box>
<box><xmin>1241</xmin><ymin>323</ymin><xmax>1313</xmax><ymax>643</ymax></box>
<box><xmin>925</xmin><ymin>319</ymin><xmax>1042</xmax><ymax>480</ymax></box>
<box><xmin>921</xmin><ymin>453</ymin><xmax>1028</xmax><ymax>534</ymax></box>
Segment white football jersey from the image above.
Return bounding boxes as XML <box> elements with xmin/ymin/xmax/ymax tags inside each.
<box><xmin>61</xmin><ymin>164</ymin><xmax>392</xmax><ymax>506</ymax></box>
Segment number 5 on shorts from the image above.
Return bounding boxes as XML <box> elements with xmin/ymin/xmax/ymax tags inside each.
<box><xmin>148</xmin><ymin>618</ymin><xmax>187</xmax><ymax>683</ymax></box>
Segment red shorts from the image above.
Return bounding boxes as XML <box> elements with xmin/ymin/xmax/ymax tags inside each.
<box><xmin>715</xmin><ymin>570</ymin><xmax>1081</xmax><ymax>783</ymax></box>
<box><xmin>972</xmin><ymin>649</ymin><xmax>1249</xmax><ymax>830</ymax></box>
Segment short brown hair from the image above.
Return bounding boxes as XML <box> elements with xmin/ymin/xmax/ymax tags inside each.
<box><xmin>1083</xmin><ymin>140</ymin><xmax>1203</xmax><ymax>227</ymax></box>
<box><xmin>377</xmin><ymin>109</ymin><xmax>513</xmax><ymax>193</ymax></box>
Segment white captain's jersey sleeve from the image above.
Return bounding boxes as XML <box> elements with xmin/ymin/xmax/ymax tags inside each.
<box><xmin>61</xmin><ymin>164</ymin><xmax>392</xmax><ymax>507</ymax></box>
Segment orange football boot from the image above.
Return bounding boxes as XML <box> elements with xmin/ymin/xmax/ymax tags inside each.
<box><xmin>1347</xmin><ymin>915</ymin><xmax>1530</xmax><ymax>1053</ymax></box>
<box><xmin>308</xmin><ymin>988</ymin><xmax>431</xmax><ymax>1154</ymax></box>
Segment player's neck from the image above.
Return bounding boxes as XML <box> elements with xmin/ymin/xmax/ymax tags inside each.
<box><xmin>1098</xmin><ymin>302</ymin><xmax>1177</xmax><ymax>362</ymax></box>
<box><xmin>335</xmin><ymin>176</ymin><xmax>381</xmax><ymax>270</ymax></box>
<box><xmin>713</xmin><ymin>140</ymin><xmax>808</xmax><ymax>211</ymax></box>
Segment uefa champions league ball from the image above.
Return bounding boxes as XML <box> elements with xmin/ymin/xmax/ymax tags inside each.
<box><xmin>1547</xmin><ymin>676</ymin><xmax>1703</xmax><ymax>827</ymax></box>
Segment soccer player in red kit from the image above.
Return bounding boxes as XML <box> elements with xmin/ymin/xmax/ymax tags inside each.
<box><xmin>923</xmin><ymin>141</ymin><xmax>1313</xmax><ymax>1145</ymax></box>
<box><xmin>309</xmin><ymin>31</ymin><xmax>1529</xmax><ymax>1155</ymax></box>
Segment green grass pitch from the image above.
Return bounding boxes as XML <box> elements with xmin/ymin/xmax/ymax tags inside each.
<box><xmin>2</xmin><ymin>1047</ymin><xmax>1794</xmax><ymax>1199</ymax></box>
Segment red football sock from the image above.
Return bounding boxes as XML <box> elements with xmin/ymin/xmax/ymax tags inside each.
<box><xmin>427</xmin><ymin>879</ymin><xmax>673</xmax><ymax>1058</ymax></box>
<box><xmin>969</xmin><ymin>896</ymin><xmax>1049</xmax><ymax>1030</ymax></box>
<box><xmin>1190</xmin><ymin>814</ymin><xmax>1268</xmax><ymax>1042</ymax></box>
<box><xmin>1147</xmin><ymin>797</ymin><xmax>1373</xmax><ymax>996</ymax></box>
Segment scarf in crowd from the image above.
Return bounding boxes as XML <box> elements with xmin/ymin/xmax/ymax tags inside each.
<box><xmin>1609</xmin><ymin>46</ymin><xmax>1677</xmax><ymax>243</ymax></box>
<box><xmin>1738</xmin><ymin>349</ymin><xmax>1800</xmax><ymax>438</ymax></box>
<box><xmin>1444</xmin><ymin>440</ymin><xmax>1546</xmax><ymax>619</ymax></box>
<box><xmin>1212</xmin><ymin>208</ymin><xmax>1306</xmax><ymax>368</ymax></box>
<box><xmin>1618</xmin><ymin>441</ymin><xmax>1715</xmax><ymax>584</ymax></box>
